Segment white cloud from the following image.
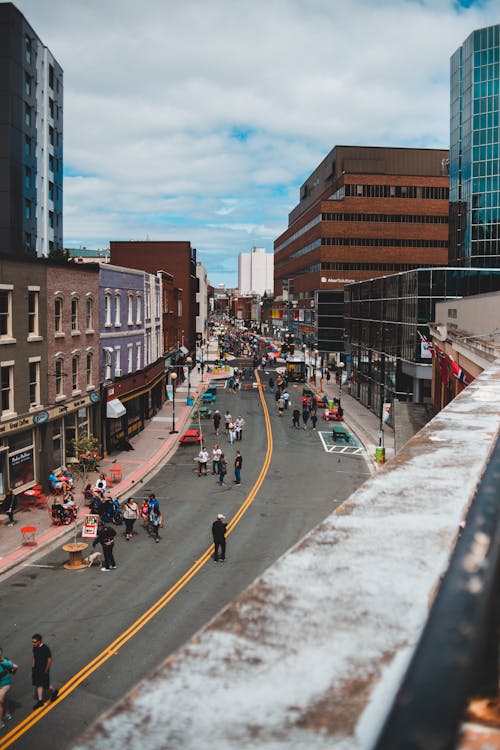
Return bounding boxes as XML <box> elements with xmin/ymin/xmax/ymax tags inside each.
<box><xmin>14</xmin><ymin>0</ymin><xmax>500</xmax><ymax>285</ymax></box>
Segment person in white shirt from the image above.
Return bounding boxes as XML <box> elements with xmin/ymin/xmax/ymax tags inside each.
<box><xmin>212</xmin><ymin>444</ymin><xmax>222</xmax><ymax>475</ymax></box>
<box><xmin>235</xmin><ymin>415</ymin><xmax>245</xmax><ymax>441</ymax></box>
<box><xmin>228</xmin><ymin>421</ymin><xmax>237</xmax><ymax>444</ymax></box>
<box><xmin>197</xmin><ymin>447</ymin><xmax>209</xmax><ymax>476</ymax></box>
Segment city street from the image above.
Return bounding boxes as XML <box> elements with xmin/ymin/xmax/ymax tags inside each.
<box><xmin>0</xmin><ymin>368</ymin><xmax>370</xmax><ymax>750</ymax></box>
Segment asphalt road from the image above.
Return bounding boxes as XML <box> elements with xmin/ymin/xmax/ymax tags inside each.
<box><xmin>0</xmin><ymin>369</ymin><xmax>371</xmax><ymax>750</ymax></box>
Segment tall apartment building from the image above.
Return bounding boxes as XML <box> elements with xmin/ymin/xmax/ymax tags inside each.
<box><xmin>274</xmin><ymin>146</ymin><xmax>449</xmax><ymax>358</ymax></box>
<box><xmin>238</xmin><ymin>246</ymin><xmax>274</xmax><ymax>296</ymax></box>
<box><xmin>0</xmin><ymin>3</ymin><xmax>63</xmax><ymax>257</ymax></box>
<box><xmin>450</xmin><ymin>24</ymin><xmax>500</xmax><ymax>267</ymax></box>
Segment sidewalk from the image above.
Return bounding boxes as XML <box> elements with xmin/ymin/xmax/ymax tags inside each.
<box><xmin>0</xmin><ymin>337</ymin><xmax>228</xmax><ymax>578</ymax></box>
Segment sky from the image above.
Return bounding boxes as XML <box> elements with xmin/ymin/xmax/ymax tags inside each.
<box><xmin>14</xmin><ymin>0</ymin><xmax>500</xmax><ymax>287</ymax></box>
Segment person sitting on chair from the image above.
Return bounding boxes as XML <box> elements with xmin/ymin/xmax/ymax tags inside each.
<box><xmin>48</xmin><ymin>471</ymin><xmax>70</xmax><ymax>497</ymax></box>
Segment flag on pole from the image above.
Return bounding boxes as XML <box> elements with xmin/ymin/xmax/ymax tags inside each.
<box><xmin>449</xmin><ymin>356</ymin><xmax>471</xmax><ymax>386</ymax></box>
<box><xmin>417</xmin><ymin>330</ymin><xmax>435</xmax><ymax>358</ymax></box>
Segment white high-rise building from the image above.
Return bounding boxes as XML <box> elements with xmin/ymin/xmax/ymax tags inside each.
<box><xmin>238</xmin><ymin>247</ymin><xmax>274</xmax><ymax>296</ymax></box>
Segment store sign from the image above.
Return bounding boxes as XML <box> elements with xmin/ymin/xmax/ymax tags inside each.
<box><xmin>0</xmin><ymin>393</ymin><xmax>98</xmax><ymax>437</ymax></box>
<box><xmin>82</xmin><ymin>514</ymin><xmax>100</xmax><ymax>539</ymax></box>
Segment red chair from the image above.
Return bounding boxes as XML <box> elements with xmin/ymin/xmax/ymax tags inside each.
<box><xmin>110</xmin><ymin>465</ymin><xmax>122</xmax><ymax>483</ymax></box>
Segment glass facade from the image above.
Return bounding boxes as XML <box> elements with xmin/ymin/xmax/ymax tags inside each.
<box><xmin>345</xmin><ymin>268</ymin><xmax>500</xmax><ymax>416</ymax></box>
<box><xmin>450</xmin><ymin>24</ymin><xmax>500</xmax><ymax>267</ymax></box>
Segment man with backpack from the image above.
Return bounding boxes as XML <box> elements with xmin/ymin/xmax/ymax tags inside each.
<box><xmin>93</xmin><ymin>523</ymin><xmax>117</xmax><ymax>571</ymax></box>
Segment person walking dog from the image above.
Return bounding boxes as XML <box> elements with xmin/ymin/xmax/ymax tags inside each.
<box><xmin>93</xmin><ymin>523</ymin><xmax>117</xmax><ymax>570</ymax></box>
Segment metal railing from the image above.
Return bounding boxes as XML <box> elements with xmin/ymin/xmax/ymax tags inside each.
<box><xmin>372</xmin><ymin>435</ymin><xmax>500</xmax><ymax>749</ymax></box>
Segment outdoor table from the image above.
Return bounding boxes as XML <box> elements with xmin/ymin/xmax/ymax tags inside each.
<box><xmin>21</xmin><ymin>525</ymin><xmax>37</xmax><ymax>545</ymax></box>
<box><xmin>62</xmin><ymin>541</ymin><xmax>88</xmax><ymax>570</ymax></box>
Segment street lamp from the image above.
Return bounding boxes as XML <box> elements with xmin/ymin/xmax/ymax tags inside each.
<box><xmin>338</xmin><ymin>361</ymin><xmax>345</xmax><ymax>400</ymax></box>
<box><xmin>313</xmin><ymin>349</ymin><xmax>318</xmax><ymax>385</ymax></box>
<box><xmin>169</xmin><ymin>371</ymin><xmax>178</xmax><ymax>434</ymax></box>
<box><xmin>185</xmin><ymin>356</ymin><xmax>192</xmax><ymax>404</ymax></box>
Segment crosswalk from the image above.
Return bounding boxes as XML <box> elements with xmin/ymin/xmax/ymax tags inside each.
<box><xmin>318</xmin><ymin>431</ymin><xmax>365</xmax><ymax>456</ymax></box>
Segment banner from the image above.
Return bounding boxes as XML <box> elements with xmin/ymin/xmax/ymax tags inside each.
<box><xmin>82</xmin><ymin>514</ymin><xmax>100</xmax><ymax>539</ymax></box>
<box><xmin>382</xmin><ymin>403</ymin><xmax>391</xmax><ymax>423</ymax></box>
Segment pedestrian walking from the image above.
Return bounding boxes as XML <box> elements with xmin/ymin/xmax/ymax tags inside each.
<box><xmin>93</xmin><ymin>523</ymin><xmax>117</xmax><ymax>570</ymax></box>
<box><xmin>2</xmin><ymin>488</ymin><xmax>16</xmax><ymax>526</ymax></box>
<box><xmin>311</xmin><ymin>409</ymin><xmax>318</xmax><ymax>430</ymax></box>
<box><xmin>224</xmin><ymin>411</ymin><xmax>232</xmax><ymax>434</ymax></box>
<box><xmin>228</xmin><ymin>420</ymin><xmax>237</xmax><ymax>444</ymax></box>
<box><xmin>148</xmin><ymin>502</ymin><xmax>163</xmax><ymax>542</ymax></box>
<box><xmin>213</xmin><ymin>409</ymin><xmax>221</xmax><ymax>435</ymax></box>
<box><xmin>277</xmin><ymin>396</ymin><xmax>285</xmax><ymax>416</ymax></box>
<box><xmin>302</xmin><ymin>407</ymin><xmax>310</xmax><ymax>430</ymax></box>
<box><xmin>197</xmin><ymin>446</ymin><xmax>209</xmax><ymax>476</ymax></box>
<box><xmin>212</xmin><ymin>513</ymin><xmax>227</xmax><ymax>561</ymax></box>
<box><xmin>235</xmin><ymin>415</ymin><xmax>245</xmax><ymax>441</ymax></box>
<box><xmin>234</xmin><ymin>451</ymin><xmax>242</xmax><ymax>485</ymax></box>
<box><xmin>0</xmin><ymin>647</ymin><xmax>17</xmax><ymax>727</ymax></box>
<box><xmin>268</xmin><ymin>376</ymin><xmax>274</xmax><ymax>393</ymax></box>
<box><xmin>282</xmin><ymin>391</ymin><xmax>290</xmax><ymax>410</ymax></box>
<box><xmin>212</xmin><ymin>444</ymin><xmax>222</xmax><ymax>475</ymax></box>
<box><xmin>326</xmin><ymin>369</ymin><xmax>331</xmax><ymax>383</ymax></box>
<box><xmin>123</xmin><ymin>497</ymin><xmax>139</xmax><ymax>540</ymax></box>
<box><xmin>31</xmin><ymin>634</ymin><xmax>58</xmax><ymax>709</ymax></box>
<box><xmin>217</xmin><ymin>453</ymin><xmax>228</xmax><ymax>486</ymax></box>
<box><xmin>292</xmin><ymin>408</ymin><xmax>301</xmax><ymax>428</ymax></box>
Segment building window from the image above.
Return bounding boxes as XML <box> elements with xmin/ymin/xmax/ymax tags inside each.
<box><xmin>49</xmin><ymin>211</ymin><xmax>54</xmax><ymax>229</ymax></box>
<box><xmin>49</xmin><ymin>64</ymin><xmax>54</xmax><ymax>89</ymax></box>
<box><xmin>114</xmin><ymin>346</ymin><xmax>121</xmax><ymax>376</ymax></box>
<box><xmin>114</xmin><ymin>293</ymin><xmax>121</xmax><ymax>327</ymax></box>
<box><xmin>85</xmin><ymin>296</ymin><xmax>93</xmax><ymax>330</ymax></box>
<box><xmin>0</xmin><ymin>364</ymin><xmax>14</xmax><ymax>414</ymax></box>
<box><xmin>29</xmin><ymin>361</ymin><xmax>40</xmax><ymax>406</ymax></box>
<box><xmin>72</xmin><ymin>356</ymin><xmax>79</xmax><ymax>391</ymax></box>
<box><xmin>48</xmin><ymin>182</ymin><xmax>54</xmax><ymax>201</ymax></box>
<box><xmin>136</xmin><ymin>293</ymin><xmax>142</xmax><ymax>325</ymax></box>
<box><xmin>25</xmin><ymin>167</ymin><xmax>31</xmax><ymax>189</ymax></box>
<box><xmin>86</xmin><ymin>352</ymin><xmax>93</xmax><ymax>387</ymax></box>
<box><xmin>49</xmin><ymin>126</ymin><xmax>54</xmax><ymax>146</ymax></box>
<box><xmin>25</xmin><ymin>73</ymin><xmax>32</xmax><ymax>96</ymax></box>
<box><xmin>25</xmin><ymin>136</ymin><xmax>31</xmax><ymax>158</ymax></box>
<box><xmin>104</xmin><ymin>293</ymin><xmax>112</xmax><ymax>326</ymax></box>
<box><xmin>28</xmin><ymin>290</ymin><xmax>39</xmax><ymax>336</ymax></box>
<box><xmin>25</xmin><ymin>35</ymin><xmax>32</xmax><ymax>65</ymax></box>
<box><xmin>71</xmin><ymin>297</ymin><xmax>79</xmax><ymax>332</ymax></box>
<box><xmin>127</xmin><ymin>344</ymin><xmax>133</xmax><ymax>373</ymax></box>
<box><xmin>55</xmin><ymin>358</ymin><xmax>64</xmax><ymax>397</ymax></box>
<box><xmin>145</xmin><ymin>287</ymin><xmax>151</xmax><ymax>320</ymax></box>
<box><xmin>54</xmin><ymin>297</ymin><xmax>63</xmax><ymax>333</ymax></box>
<box><xmin>0</xmin><ymin>290</ymin><xmax>12</xmax><ymax>339</ymax></box>
<box><xmin>25</xmin><ymin>233</ymin><xmax>32</xmax><ymax>252</ymax></box>
<box><xmin>25</xmin><ymin>199</ymin><xmax>31</xmax><ymax>219</ymax></box>
<box><xmin>25</xmin><ymin>104</ymin><xmax>31</xmax><ymax>127</ymax></box>
<box><xmin>136</xmin><ymin>342</ymin><xmax>141</xmax><ymax>370</ymax></box>
<box><xmin>104</xmin><ymin>349</ymin><xmax>112</xmax><ymax>380</ymax></box>
<box><xmin>48</xmin><ymin>154</ymin><xmax>54</xmax><ymax>172</ymax></box>
<box><xmin>49</xmin><ymin>98</ymin><xmax>55</xmax><ymax>118</ymax></box>
<box><xmin>127</xmin><ymin>293</ymin><xmax>134</xmax><ymax>325</ymax></box>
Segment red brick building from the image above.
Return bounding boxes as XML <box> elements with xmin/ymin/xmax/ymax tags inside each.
<box><xmin>110</xmin><ymin>241</ymin><xmax>197</xmax><ymax>354</ymax></box>
<box><xmin>274</xmin><ymin>146</ymin><xmax>449</xmax><ymax>357</ymax></box>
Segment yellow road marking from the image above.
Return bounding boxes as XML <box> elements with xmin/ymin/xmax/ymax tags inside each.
<box><xmin>0</xmin><ymin>372</ymin><xmax>272</xmax><ymax>749</ymax></box>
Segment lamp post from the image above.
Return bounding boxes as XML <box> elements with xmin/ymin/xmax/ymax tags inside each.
<box><xmin>169</xmin><ymin>371</ymin><xmax>178</xmax><ymax>434</ymax></box>
<box><xmin>338</xmin><ymin>361</ymin><xmax>345</xmax><ymax>401</ymax></box>
<box><xmin>186</xmin><ymin>356</ymin><xmax>192</xmax><ymax>404</ymax></box>
<box><xmin>313</xmin><ymin>349</ymin><xmax>318</xmax><ymax>385</ymax></box>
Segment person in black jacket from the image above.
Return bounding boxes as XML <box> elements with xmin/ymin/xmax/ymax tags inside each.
<box><xmin>93</xmin><ymin>524</ymin><xmax>117</xmax><ymax>571</ymax></box>
<box><xmin>212</xmin><ymin>514</ymin><xmax>227</xmax><ymax>562</ymax></box>
<box><xmin>3</xmin><ymin>488</ymin><xmax>17</xmax><ymax>526</ymax></box>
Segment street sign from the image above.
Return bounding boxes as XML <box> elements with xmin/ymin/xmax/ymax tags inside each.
<box><xmin>82</xmin><ymin>514</ymin><xmax>100</xmax><ymax>539</ymax></box>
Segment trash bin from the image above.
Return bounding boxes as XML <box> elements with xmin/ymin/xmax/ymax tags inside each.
<box><xmin>187</xmin><ymin>396</ymin><xmax>194</xmax><ymax>406</ymax></box>
<box><xmin>328</xmin><ymin>400</ymin><xmax>334</xmax><ymax>410</ymax></box>
<box><xmin>375</xmin><ymin>447</ymin><xmax>386</xmax><ymax>464</ymax></box>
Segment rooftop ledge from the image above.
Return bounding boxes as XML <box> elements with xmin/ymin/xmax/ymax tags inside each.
<box><xmin>72</xmin><ymin>362</ymin><xmax>500</xmax><ymax>750</ymax></box>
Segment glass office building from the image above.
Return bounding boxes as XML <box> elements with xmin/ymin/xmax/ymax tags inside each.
<box><xmin>450</xmin><ymin>24</ymin><xmax>500</xmax><ymax>267</ymax></box>
<box><xmin>345</xmin><ymin>268</ymin><xmax>500</xmax><ymax>419</ymax></box>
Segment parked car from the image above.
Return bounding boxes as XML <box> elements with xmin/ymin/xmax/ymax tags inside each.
<box><xmin>179</xmin><ymin>429</ymin><xmax>202</xmax><ymax>445</ymax></box>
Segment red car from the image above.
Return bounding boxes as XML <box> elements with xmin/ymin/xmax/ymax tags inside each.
<box><xmin>179</xmin><ymin>429</ymin><xmax>202</xmax><ymax>445</ymax></box>
<box><xmin>322</xmin><ymin>408</ymin><xmax>344</xmax><ymax>422</ymax></box>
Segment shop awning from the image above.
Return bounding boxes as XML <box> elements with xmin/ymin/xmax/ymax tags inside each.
<box><xmin>106</xmin><ymin>398</ymin><xmax>126</xmax><ymax>418</ymax></box>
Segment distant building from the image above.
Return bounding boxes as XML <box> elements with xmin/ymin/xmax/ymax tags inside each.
<box><xmin>238</xmin><ymin>247</ymin><xmax>274</xmax><ymax>296</ymax></box>
<box><xmin>110</xmin><ymin>240</ymin><xmax>197</xmax><ymax>354</ymax></box>
<box><xmin>0</xmin><ymin>3</ymin><xmax>63</xmax><ymax>257</ymax></box>
<box><xmin>449</xmin><ymin>24</ymin><xmax>500</xmax><ymax>267</ymax></box>
<box><xmin>274</xmin><ymin>145</ymin><xmax>449</xmax><ymax>359</ymax></box>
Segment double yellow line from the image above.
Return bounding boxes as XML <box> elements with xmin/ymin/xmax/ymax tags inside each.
<box><xmin>0</xmin><ymin>372</ymin><xmax>272</xmax><ymax>749</ymax></box>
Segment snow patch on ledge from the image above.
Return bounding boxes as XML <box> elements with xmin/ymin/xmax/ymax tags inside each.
<box><xmin>72</xmin><ymin>361</ymin><xmax>500</xmax><ymax>750</ymax></box>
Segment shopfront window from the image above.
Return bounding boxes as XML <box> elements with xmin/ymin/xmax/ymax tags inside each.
<box><xmin>52</xmin><ymin>420</ymin><xmax>62</xmax><ymax>469</ymax></box>
<box><xmin>8</xmin><ymin>430</ymin><xmax>34</xmax><ymax>490</ymax></box>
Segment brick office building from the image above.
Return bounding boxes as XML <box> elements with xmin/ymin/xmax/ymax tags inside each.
<box><xmin>109</xmin><ymin>241</ymin><xmax>197</xmax><ymax>355</ymax></box>
<box><xmin>274</xmin><ymin>146</ymin><xmax>449</xmax><ymax>362</ymax></box>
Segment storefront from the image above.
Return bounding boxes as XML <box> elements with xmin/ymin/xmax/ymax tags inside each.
<box><xmin>103</xmin><ymin>359</ymin><xmax>166</xmax><ymax>453</ymax></box>
<box><xmin>0</xmin><ymin>391</ymin><xmax>100</xmax><ymax>496</ymax></box>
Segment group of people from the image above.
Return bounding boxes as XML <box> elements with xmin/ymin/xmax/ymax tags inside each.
<box><xmin>48</xmin><ymin>468</ymin><xmax>74</xmax><ymax>500</ymax></box>
<box><xmin>196</xmin><ymin>444</ymin><xmax>242</xmax><ymax>487</ymax></box>
<box><xmin>0</xmin><ymin>633</ymin><xmax>58</xmax><ymax>727</ymax></box>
